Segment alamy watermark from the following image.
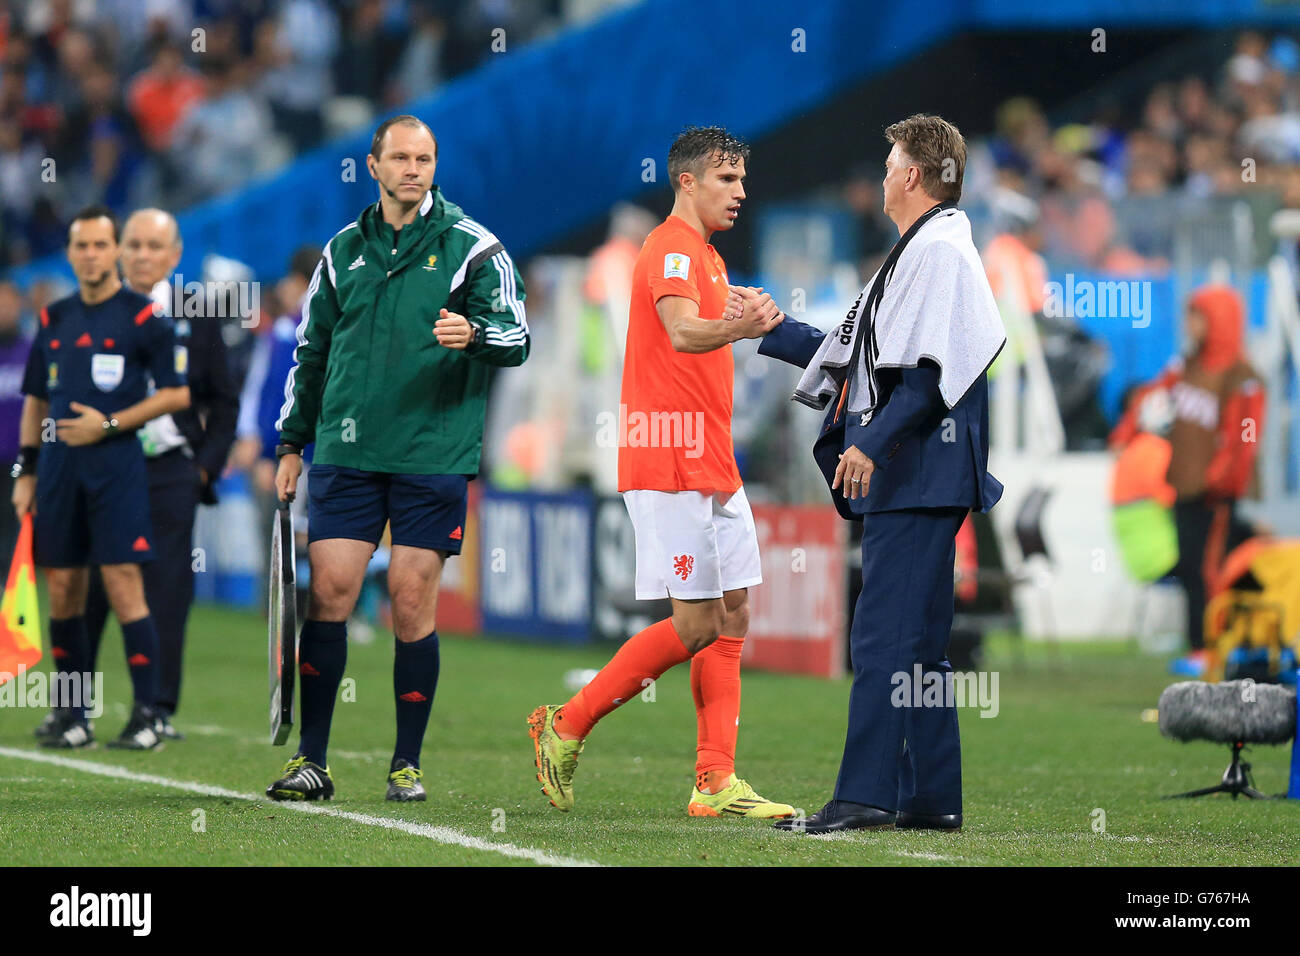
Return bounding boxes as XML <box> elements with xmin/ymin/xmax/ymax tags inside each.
<box><xmin>162</xmin><ymin>273</ymin><xmax>261</xmax><ymax>327</ymax></box>
<box><xmin>890</xmin><ymin>665</ymin><xmax>999</xmax><ymax>718</ymax></box>
<box><xmin>1043</xmin><ymin>274</ymin><xmax>1151</xmax><ymax>328</ymax></box>
<box><xmin>595</xmin><ymin>405</ymin><xmax>704</xmax><ymax>458</ymax></box>
<box><xmin>50</xmin><ymin>886</ymin><xmax>151</xmax><ymax>936</ymax></box>
<box><xmin>0</xmin><ymin>667</ymin><xmax>103</xmax><ymax>718</ymax></box>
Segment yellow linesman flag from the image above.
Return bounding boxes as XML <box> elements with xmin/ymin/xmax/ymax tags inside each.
<box><xmin>0</xmin><ymin>514</ymin><xmax>42</xmax><ymax>683</ymax></box>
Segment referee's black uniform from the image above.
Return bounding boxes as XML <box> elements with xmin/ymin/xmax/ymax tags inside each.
<box><xmin>84</xmin><ymin>286</ymin><xmax>239</xmax><ymax>728</ymax></box>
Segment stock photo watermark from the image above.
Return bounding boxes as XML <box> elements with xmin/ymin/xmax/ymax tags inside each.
<box><xmin>890</xmin><ymin>665</ymin><xmax>1000</xmax><ymax>718</ymax></box>
<box><xmin>161</xmin><ymin>274</ymin><xmax>262</xmax><ymax>327</ymax></box>
<box><xmin>1043</xmin><ymin>274</ymin><xmax>1151</xmax><ymax>328</ymax></box>
<box><xmin>595</xmin><ymin>405</ymin><xmax>705</xmax><ymax>458</ymax></box>
<box><xmin>0</xmin><ymin>667</ymin><xmax>103</xmax><ymax>719</ymax></box>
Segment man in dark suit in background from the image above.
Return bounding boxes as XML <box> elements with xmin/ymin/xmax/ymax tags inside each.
<box><xmin>45</xmin><ymin>208</ymin><xmax>240</xmax><ymax>741</ymax></box>
<box><xmin>746</xmin><ymin>115</ymin><xmax>1006</xmax><ymax>834</ymax></box>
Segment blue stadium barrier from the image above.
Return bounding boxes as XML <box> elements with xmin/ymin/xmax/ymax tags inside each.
<box><xmin>1290</xmin><ymin>692</ymin><xmax>1300</xmax><ymax>798</ymax></box>
<box><xmin>1061</xmin><ymin>270</ymin><xmax>1270</xmax><ymax>421</ymax></box>
<box><xmin>193</xmin><ymin>470</ymin><xmax>260</xmax><ymax>609</ymax></box>
<box><xmin>970</xmin><ymin>0</ymin><xmax>1300</xmax><ymax>28</ymax></box>
<box><xmin>477</xmin><ymin>486</ymin><xmax>594</xmax><ymax>643</ymax></box>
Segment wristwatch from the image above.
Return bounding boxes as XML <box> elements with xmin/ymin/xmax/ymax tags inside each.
<box><xmin>10</xmin><ymin>445</ymin><xmax>37</xmax><ymax>479</ymax></box>
<box><xmin>275</xmin><ymin>442</ymin><xmax>302</xmax><ymax>458</ymax></box>
<box><xmin>101</xmin><ymin>417</ymin><xmax>120</xmax><ymax>435</ymax></box>
<box><xmin>467</xmin><ymin>319</ymin><xmax>482</xmax><ymax>349</ymax></box>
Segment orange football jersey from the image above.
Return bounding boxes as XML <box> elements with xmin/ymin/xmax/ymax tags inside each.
<box><xmin>617</xmin><ymin>215</ymin><xmax>741</xmax><ymax>494</ymax></box>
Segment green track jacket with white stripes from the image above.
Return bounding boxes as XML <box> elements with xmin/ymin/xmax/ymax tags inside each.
<box><xmin>277</xmin><ymin>186</ymin><xmax>529</xmax><ymax>474</ymax></box>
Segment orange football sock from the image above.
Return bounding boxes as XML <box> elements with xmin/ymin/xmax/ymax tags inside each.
<box><xmin>556</xmin><ymin>618</ymin><xmax>692</xmax><ymax>739</ymax></box>
<box><xmin>691</xmin><ymin>635</ymin><xmax>744</xmax><ymax>788</ymax></box>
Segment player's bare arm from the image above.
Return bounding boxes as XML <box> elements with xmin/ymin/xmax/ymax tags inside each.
<box><xmin>657</xmin><ymin>293</ymin><xmax>780</xmax><ymax>353</ymax></box>
<box><xmin>726</xmin><ymin>284</ymin><xmax>788</xmax><ymax>325</ymax></box>
<box><xmin>55</xmin><ymin>386</ymin><xmax>190</xmax><ymax>447</ymax></box>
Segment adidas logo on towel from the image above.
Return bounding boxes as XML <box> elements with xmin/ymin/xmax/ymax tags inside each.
<box><xmin>349</xmin><ymin>255</ymin><xmax>365</xmax><ymax>271</ymax></box>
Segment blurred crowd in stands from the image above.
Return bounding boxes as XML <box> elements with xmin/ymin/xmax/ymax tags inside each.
<box><xmin>0</xmin><ymin>0</ymin><xmax>630</xmax><ymax>268</ymax></box>
<box><xmin>841</xmin><ymin>31</ymin><xmax>1300</xmax><ymax>281</ymax></box>
<box><xmin>4</xmin><ymin>26</ymin><xmax>1300</xmax><ymax>465</ymax></box>
<box><xmin>0</xmin><ymin>20</ymin><xmax>1294</xmax><ymax>670</ymax></box>
<box><xmin>821</xmin><ymin>32</ymin><xmax>1300</xmax><ymax>452</ymax></box>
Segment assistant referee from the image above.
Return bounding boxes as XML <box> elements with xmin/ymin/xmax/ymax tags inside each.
<box><xmin>267</xmin><ymin>115</ymin><xmax>529</xmax><ymax>802</ymax></box>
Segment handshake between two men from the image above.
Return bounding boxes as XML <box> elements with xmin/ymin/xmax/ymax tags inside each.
<box><xmin>720</xmin><ymin>284</ymin><xmax>876</xmax><ymax>501</ymax></box>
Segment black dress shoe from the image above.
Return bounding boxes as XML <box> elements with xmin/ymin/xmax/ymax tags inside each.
<box><xmin>772</xmin><ymin>800</ymin><xmax>896</xmax><ymax>834</ymax></box>
<box><xmin>895</xmin><ymin>811</ymin><xmax>962</xmax><ymax>831</ymax></box>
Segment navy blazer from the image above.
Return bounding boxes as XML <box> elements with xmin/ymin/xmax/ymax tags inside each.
<box><xmin>758</xmin><ymin>315</ymin><xmax>1003</xmax><ymax>519</ymax></box>
<box><xmin>165</xmin><ymin>297</ymin><xmax>240</xmax><ymax>505</ymax></box>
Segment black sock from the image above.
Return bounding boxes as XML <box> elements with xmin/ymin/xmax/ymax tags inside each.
<box><xmin>297</xmin><ymin>619</ymin><xmax>347</xmax><ymax>767</ymax></box>
<box><xmin>392</xmin><ymin>630</ymin><xmax>440</xmax><ymax>769</ymax></box>
<box><xmin>49</xmin><ymin>616</ymin><xmax>89</xmax><ymax>721</ymax></box>
<box><xmin>120</xmin><ymin>617</ymin><xmax>159</xmax><ymax>710</ymax></box>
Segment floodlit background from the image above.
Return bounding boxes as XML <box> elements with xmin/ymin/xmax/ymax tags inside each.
<box><xmin>2</xmin><ymin>0</ymin><xmax>1300</xmax><ymax>873</ymax></box>
<box><xmin>1</xmin><ymin>0</ymin><xmax>1298</xmax><ymax>671</ymax></box>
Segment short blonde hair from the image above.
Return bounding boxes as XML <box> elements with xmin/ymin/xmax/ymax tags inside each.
<box><xmin>885</xmin><ymin>114</ymin><xmax>966</xmax><ymax>203</ymax></box>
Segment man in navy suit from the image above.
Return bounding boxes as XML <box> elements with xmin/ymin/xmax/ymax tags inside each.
<box><xmin>744</xmin><ymin>115</ymin><xmax>1005</xmax><ymax>834</ymax></box>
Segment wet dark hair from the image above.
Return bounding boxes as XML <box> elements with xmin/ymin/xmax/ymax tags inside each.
<box><xmin>667</xmin><ymin>126</ymin><xmax>750</xmax><ymax>192</ymax></box>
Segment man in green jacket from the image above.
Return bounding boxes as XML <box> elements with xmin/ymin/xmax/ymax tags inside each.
<box><xmin>268</xmin><ymin>115</ymin><xmax>528</xmax><ymax>803</ymax></box>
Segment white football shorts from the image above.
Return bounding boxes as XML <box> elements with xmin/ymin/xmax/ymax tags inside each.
<box><xmin>622</xmin><ymin>486</ymin><xmax>763</xmax><ymax>600</ymax></box>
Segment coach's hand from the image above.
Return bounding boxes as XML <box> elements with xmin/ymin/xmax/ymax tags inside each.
<box><xmin>724</xmin><ymin>288</ymin><xmax>744</xmax><ymax>320</ymax></box>
<box><xmin>11</xmin><ymin>475</ymin><xmax>35</xmax><ymax>518</ymax></box>
<box><xmin>727</xmin><ymin>285</ymin><xmax>783</xmax><ymax>338</ymax></box>
<box><xmin>275</xmin><ymin>453</ymin><xmax>302</xmax><ymax>502</ymax></box>
<box><xmin>56</xmin><ymin>402</ymin><xmax>108</xmax><ymax>447</ymax></box>
<box><xmin>833</xmin><ymin>445</ymin><xmax>875</xmax><ymax>501</ymax></box>
<box><xmin>434</xmin><ymin>308</ymin><xmax>473</xmax><ymax>349</ymax></box>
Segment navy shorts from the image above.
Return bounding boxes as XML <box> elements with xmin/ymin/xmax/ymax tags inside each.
<box><xmin>306</xmin><ymin>464</ymin><xmax>468</xmax><ymax>554</ymax></box>
<box><xmin>34</xmin><ymin>438</ymin><xmax>154</xmax><ymax>567</ymax></box>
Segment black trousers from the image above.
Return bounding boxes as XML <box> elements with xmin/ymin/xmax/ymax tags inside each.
<box><xmin>1172</xmin><ymin>496</ymin><xmax>1234</xmax><ymax>652</ymax></box>
<box><xmin>86</xmin><ymin>451</ymin><xmax>201</xmax><ymax>714</ymax></box>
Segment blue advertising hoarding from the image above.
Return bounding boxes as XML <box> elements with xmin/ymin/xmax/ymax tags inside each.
<box><xmin>477</xmin><ymin>486</ymin><xmax>594</xmax><ymax>643</ymax></box>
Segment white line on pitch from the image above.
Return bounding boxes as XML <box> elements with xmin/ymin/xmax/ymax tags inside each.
<box><xmin>0</xmin><ymin>747</ymin><xmax>598</xmax><ymax>868</ymax></box>
<box><xmin>136</xmin><ymin>721</ymin><xmax>387</xmax><ymax>761</ymax></box>
<box><xmin>890</xmin><ymin>849</ymin><xmax>955</xmax><ymax>862</ymax></box>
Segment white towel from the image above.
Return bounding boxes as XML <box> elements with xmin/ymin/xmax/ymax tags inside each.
<box><xmin>794</xmin><ymin>207</ymin><xmax>1006</xmax><ymax>426</ymax></box>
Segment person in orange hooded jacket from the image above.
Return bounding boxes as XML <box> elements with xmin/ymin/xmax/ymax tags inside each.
<box><xmin>1110</xmin><ymin>284</ymin><xmax>1265</xmax><ymax>673</ymax></box>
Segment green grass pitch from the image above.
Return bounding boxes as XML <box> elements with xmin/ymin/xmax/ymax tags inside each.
<box><xmin>0</xmin><ymin>603</ymin><xmax>1296</xmax><ymax>866</ymax></box>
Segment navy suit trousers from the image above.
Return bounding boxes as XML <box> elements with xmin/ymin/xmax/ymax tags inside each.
<box><xmin>834</xmin><ymin>505</ymin><xmax>968</xmax><ymax>814</ymax></box>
